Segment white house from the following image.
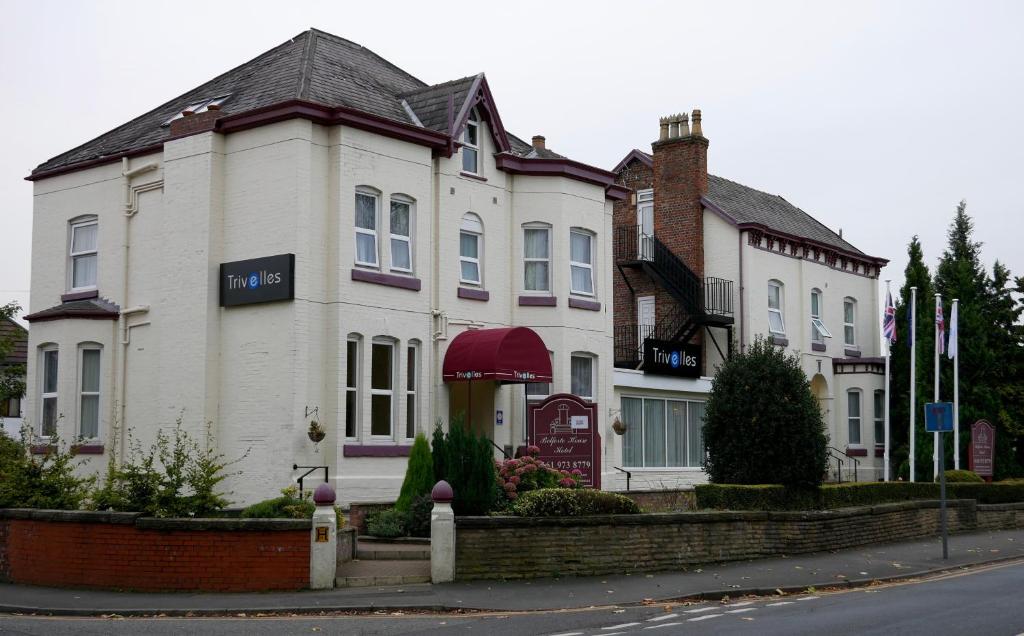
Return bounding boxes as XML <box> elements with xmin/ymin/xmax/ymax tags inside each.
<box><xmin>23</xmin><ymin>29</ymin><xmax>625</xmax><ymax>506</ymax></box>
<box><xmin>608</xmin><ymin>112</ymin><xmax>889</xmax><ymax>487</ymax></box>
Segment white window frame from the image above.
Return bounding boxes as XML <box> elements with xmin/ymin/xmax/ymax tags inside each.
<box><xmin>523</xmin><ymin>224</ymin><xmax>552</xmax><ymax>293</ymax></box>
<box><xmin>78</xmin><ymin>345</ymin><xmax>102</xmax><ymax>440</ymax></box>
<box><xmin>620</xmin><ymin>395</ymin><xmax>706</xmax><ymax>470</ymax></box>
<box><xmin>370</xmin><ymin>339</ymin><xmax>397</xmax><ymax>439</ymax></box>
<box><xmin>844</xmin><ymin>298</ymin><xmax>857</xmax><ymax>347</ymax></box>
<box><xmin>354</xmin><ymin>189</ymin><xmax>380</xmax><ymax>268</ymax></box>
<box><xmin>462</xmin><ymin>110</ymin><xmax>480</xmax><ymax>174</ymax></box>
<box><xmin>570</xmin><ymin>353</ymin><xmax>596</xmax><ymax>402</ymax></box>
<box><xmin>345</xmin><ymin>335</ymin><xmax>361</xmax><ymax>440</ymax></box>
<box><xmin>810</xmin><ymin>288</ymin><xmax>831</xmax><ymax>343</ymax></box>
<box><xmin>69</xmin><ymin>218</ymin><xmax>98</xmax><ymax>291</ymax></box>
<box><xmin>569</xmin><ymin>229</ymin><xmax>595</xmax><ymax>297</ymax></box>
<box><xmin>405</xmin><ymin>341</ymin><xmax>419</xmax><ymax>440</ymax></box>
<box><xmin>459</xmin><ymin>213</ymin><xmax>483</xmax><ymax>286</ymax></box>
<box><xmin>39</xmin><ymin>346</ymin><xmax>59</xmax><ymax>439</ymax></box>
<box><xmin>768</xmin><ymin>280</ymin><xmax>786</xmax><ymax>335</ymax></box>
<box><xmin>847</xmin><ymin>389</ymin><xmax>862</xmax><ymax>446</ymax></box>
<box><xmin>388</xmin><ymin>195</ymin><xmax>414</xmax><ymax>273</ymax></box>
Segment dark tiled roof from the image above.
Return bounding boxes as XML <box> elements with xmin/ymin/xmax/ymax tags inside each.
<box><xmin>24</xmin><ymin>298</ymin><xmax>120</xmax><ymax>323</ymax></box>
<box><xmin>0</xmin><ymin>318</ymin><xmax>27</xmax><ymax>367</ymax></box>
<box><xmin>32</xmin><ymin>29</ymin><xmax>550</xmax><ymax>176</ymax></box>
<box><xmin>705</xmin><ymin>174</ymin><xmax>866</xmax><ymax>255</ymax></box>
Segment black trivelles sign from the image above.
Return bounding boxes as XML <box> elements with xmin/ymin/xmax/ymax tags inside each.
<box><xmin>642</xmin><ymin>339</ymin><xmax>702</xmax><ymax>378</ymax></box>
<box><xmin>220</xmin><ymin>254</ymin><xmax>295</xmax><ymax>307</ymax></box>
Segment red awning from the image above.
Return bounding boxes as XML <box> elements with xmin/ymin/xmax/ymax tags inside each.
<box><xmin>442</xmin><ymin>327</ymin><xmax>552</xmax><ymax>383</ymax></box>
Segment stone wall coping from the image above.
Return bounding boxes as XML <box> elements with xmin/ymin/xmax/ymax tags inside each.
<box><xmin>0</xmin><ymin>508</ymin><xmax>312</xmax><ymax>531</ymax></box>
<box><xmin>455</xmin><ymin>500</ymin><xmax>976</xmax><ymax>529</ymax></box>
<box><xmin>620</xmin><ymin>487</ymin><xmax>695</xmax><ymax>494</ymax></box>
<box><xmin>135</xmin><ymin>517</ymin><xmax>312</xmax><ymax>531</ymax></box>
<box><xmin>977</xmin><ymin>502</ymin><xmax>1024</xmax><ymax>512</ymax></box>
<box><xmin>0</xmin><ymin>509</ymin><xmax>144</xmax><ymax>524</ymax></box>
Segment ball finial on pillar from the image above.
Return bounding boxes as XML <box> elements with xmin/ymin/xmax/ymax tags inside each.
<box><xmin>313</xmin><ymin>483</ymin><xmax>336</xmax><ymax>505</ymax></box>
<box><xmin>431</xmin><ymin>480</ymin><xmax>454</xmax><ymax>503</ymax></box>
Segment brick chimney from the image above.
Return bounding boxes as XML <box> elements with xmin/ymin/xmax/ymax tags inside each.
<box><xmin>651</xmin><ymin>109</ymin><xmax>708</xmax><ymax>278</ymax></box>
<box><xmin>169</xmin><ymin>104</ymin><xmax>223</xmax><ymax>137</ymax></box>
<box><xmin>532</xmin><ymin>135</ymin><xmax>546</xmax><ymax>151</ymax></box>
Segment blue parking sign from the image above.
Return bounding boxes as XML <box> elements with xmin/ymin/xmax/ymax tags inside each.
<box><xmin>924</xmin><ymin>402</ymin><xmax>954</xmax><ymax>433</ymax></box>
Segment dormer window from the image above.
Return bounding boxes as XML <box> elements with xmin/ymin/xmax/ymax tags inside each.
<box><xmin>462</xmin><ymin>110</ymin><xmax>479</xmax><ymax>174</ymax></box>
<box><xmin>163</xmin><ymin>95</ymin><xmax>230</xmax><ymax>126</ymax></box>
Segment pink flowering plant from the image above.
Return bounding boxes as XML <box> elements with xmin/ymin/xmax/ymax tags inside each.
<box><xmin>494</xmin><ymin>445</ymin><xmax>581</xmax><ymax>506</ymax></box>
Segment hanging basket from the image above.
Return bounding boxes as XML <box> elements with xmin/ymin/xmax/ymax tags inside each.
<box><xmin>612</xmin><ymin>417</ymin><xmax>627</xmax><ymax>436</ymax></box>
<box><xmin>307</xmin><ymin>420</ymin><xmax>326</xmax><ymax>444</ymax></box>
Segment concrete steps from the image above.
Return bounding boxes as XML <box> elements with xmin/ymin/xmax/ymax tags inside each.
<box><xmin>335</xmin><ymin>537</ymin><xmax>431</xmax><ymax>587</ymax></box>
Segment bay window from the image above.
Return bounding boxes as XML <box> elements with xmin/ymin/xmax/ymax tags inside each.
<box><xmin>40</xmin><ymin>348</ymin><xmax>58</xmax><ymax>437</ymax></box>
<box><xmin>406</xmin><ymin>342</ymin><xmax>418</xmax><ymax>439</ymax></box>
<box><xmin>874</xmin><ymin>390</ymin><xmax>885</xmax><ymax>447</ymax></box>
<box><xmin>345</xmin><ymin>336</ymin><xmax>360</xmax><ymax>438</ymax></box>
<box><xmin>79</xmin><ymin>347</ymin><xmax>100</xmax><ymax>439</ymax></box>
<box><xmin>848</xmin><ymin>390</ymin><xmax>862</xmax><ymax>445</ymax></box>
<box><xmin>370</xmin><ymin>340</ymin><xmax>395</xmax><ymax>437</ymax></box>
<box><xmin>523</xmin><ymin>226</ymin><xmax>551</xmax><ymax>292</ymax></box>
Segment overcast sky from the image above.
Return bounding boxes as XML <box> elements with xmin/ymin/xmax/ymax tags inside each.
<box><xmin>2</xmin><ymin>0</ymin><xmax>1021</xmax><ymax>324</ymax></box>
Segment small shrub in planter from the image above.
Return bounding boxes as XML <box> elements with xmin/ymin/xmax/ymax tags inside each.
<box><xmin>944</xmin><ymin>469</ymin><xmax>984</xmax><ymax>483</ymax></box>
<box><xmin>396</xmin><ymin>433</ymin><xmax>434</xmax><ymax>512</ymax></box>
<box><xmin>240</xmin><ymin>486</ymin><xmax>315</xmax><ymax>519</ymax></box>
<box><xmin>512</xmin><ymin>488</ymin><xmax>640</xmax><ymax>517</ymax></box>
<box><xmin>366</xmin><ymin>508</ymin><xmax>408</xmax><ymax>538</ymax></box>
<box><xmin>407</xmin><ymin>494</ymin><xmax>433</xmax><ymax>538</ymax></box>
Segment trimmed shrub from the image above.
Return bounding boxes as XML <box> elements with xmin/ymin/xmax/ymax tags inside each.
<box><xmin>431</xmin><ymin>421</ymin><xmax>446</xmax><ymax>484</ymax></box>
<box><xmin>240</xmin><ymin>495</ymin><xmax>315</xmax><ymax>519</ymax></box>
<box><xmin>366</xmin><ymin>508</ymin><xmax>408</xmax><ymax>538</ymax></box>
<box><xmin>703</xmin><ymin>337</ymin><xmax>828</xmax><ymax>487</ymax></box>
<box><xmin>944</xmin><ymin>469</ymin><xmax>984</xmax><ymax>483</ymax></box>
<box><xmin>695</xmin><ymin>481</ymin><xmax>1024</xmax><ymax>511</ymax></box>
<box><xmin>396</xmin><ymin>433</ymin><xmax>434</xmax><ymax>512</ymax></box>
<box><xmin>407</xmin><ymin>494</ymin><xmax>433</xmax><ymax>537</ymax></box>
<box><xmin>512</xmin><ymin>488</ymin><xmax>640</xmax><ymax>517</ymax></box>
<box><xmin>434</xmin><ymin>415</ymin><xmax>497</xmax><ymax>515</ymax></box>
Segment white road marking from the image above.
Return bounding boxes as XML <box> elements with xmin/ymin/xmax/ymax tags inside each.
<box><xmin>726</xmin><ymin>601</ymin><xmax>755</xmax><ymax>607</ymax></box>
<box><xmin>646</xmin><ymin>613</ymin><xmax>679</xmax><ymax>622</ymax></box>
<box><xmin>602</xmin><ymin>623</ymin><xmax>640</xmax><ymax>630</ymax></box>
<box><xmin>688</xmin><ymin>614</ymin><xmax>723</xmax><ymax>622</ymax></box>
<box><xmin>726</xmin><ymin>607</ymin><xmax>757</xmax><ymax>614</ymax></box>
<box><xmin>766</xmin><ymin>601</ymin><xmax>795</xmax><ymax>606</ymax></box>
<box><xmin>644</xmin><ymin>622</ymin><xmax>683</xmax><ymax>629</ymax></box>
<box><xmin>548</xmin><ymin>633</ymin><xmax>583</xmax><ymax>636</ymax></box>
<box><xmin>797</xmin><ymin>595</ymin><xmax>820</xmax><ymax>601</ymax></box>
<box><xmin>684</xmin><ymin>606</ymin><xmax>719</xmax><ymax>614</ymax></box>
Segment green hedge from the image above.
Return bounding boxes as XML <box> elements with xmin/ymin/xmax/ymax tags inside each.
<box><xmin>944</xmin><ymin>470</ymin><xmax>984</xmax><ymax>483</ymax></box>
<box><xmin>512</xmin><ymin>488</ymin><xmax>640</xmax><ymax>517</ymax></box>
<box><xmin>695</xmin><ymin>481</ymin><xmax>1024</xmax><ymax>511</ymax></box>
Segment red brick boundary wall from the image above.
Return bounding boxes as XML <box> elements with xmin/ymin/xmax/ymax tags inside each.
<box><xmin>0</xmin><ymin>509</ymin><xmax>311</xmax><ymax>591</ymax></box>
<box><xmin>454</xmin><ymin>500</ymin><xmax>1024</xmax><ymax>580</ymax></box>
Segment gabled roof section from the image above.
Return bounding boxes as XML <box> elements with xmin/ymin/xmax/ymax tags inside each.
<box><xmin>703</xmin><ymin>174</ymin><xmax>883</xmax><ymax>261</ymax></box>
<box><xmin>612</xmin><ymin>149</ymin><xmax>653</xmax><ymax>174</ymax></box>
<box><xmin>400</xmin><ymin>75</ymin><xmax>478</xmax><ymax>134</ymax></box>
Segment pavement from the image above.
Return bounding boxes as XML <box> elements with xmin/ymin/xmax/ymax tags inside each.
<box><xmin>2</xmin><ymin>528</ymin><xmax>1023</xmax><ymax>617</ymax></box>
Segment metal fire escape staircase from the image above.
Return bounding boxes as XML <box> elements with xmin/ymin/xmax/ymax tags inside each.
<box><xmin>614</xmin><ymin>225</ymin><xmax>734</xmax><ymax>369</ymax></box>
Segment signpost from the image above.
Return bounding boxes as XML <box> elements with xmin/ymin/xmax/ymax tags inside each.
<box><xmin>527</xmin><ymin>394</ymin><xmax>601</xmax><ymax>488</ymax></box>
<box><xmin>925</xmin><ymin>402</ymin><xmax>953</xmax><ymax>559</ymax></box>
<box><xmin>969</xmin><ymin>419</ymin><xmax>995</xmax><ymax>481</ymax></box>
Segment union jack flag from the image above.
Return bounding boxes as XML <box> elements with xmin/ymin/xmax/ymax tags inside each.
<box><xmin>882</xmin><ymin>291</ymin><xmax>896</xmax><ymax>344</ymax></box>
<box><xmin>936</xmin><ymin>297</ymin><xmax>945</xmax><ymax>355</ymax></box>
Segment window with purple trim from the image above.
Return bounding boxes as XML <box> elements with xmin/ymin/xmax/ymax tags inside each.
<box><xmin>810</xmin><ymin>288</ymin><xmax>831</xmax><ymax>344</ymax></box>
<box><xmin>78</xmin><ymin>345</ymin><xmax>101</xmax><ymax>439</ymax></box>
<box><xmin>405</xmin><ymin>342</ymin><xmax>419</xmax><ymax>439</ymax></box>
<box><xmin>355</xmin><ymin>189</ymin><xmax>380</xmax><ymax>267</ymax></box>
<box><xmin>874</xmin><ymin>390</ymin><xmax>885</xmax><ymax>447</ymax></box>
<box><xmin>462</xmin><ymin>110</ymin><xmax>479</xmax><ymax>174</ymax></box>
<box><xmin>569</xmin><ymin>229</ymin><xmax>595</xmax><ymax>296</ymax></box>
<box><xmin>844</xmin><ymin>298</ymin><xmax>857</xmax><ymax>347</ymax></box>
<box><xmin>523</xmin><ymin>224</ymin><xmax>551</xmax><ymax>293</ymax></box>
<box><xmin>847</xmin><ymin>390</ymin><xmax>862</xmax><ymax>445</ymax></box>
<box><xmin>460</xmin><ymin>213</ymin><xmax>483</xmax><ymax>285</ymax></box>
<box><xmin>389</xmin><ymin>196</ymin><xmax>413</xmax><ymax>273</ymax></box>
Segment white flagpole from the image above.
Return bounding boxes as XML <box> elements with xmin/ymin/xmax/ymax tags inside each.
<box><xmin>934</xmin><ymin>293</ymin><xmax>940</xmax><ymax>480</ymax></box>
<box><xmin>953</xmin><ymin>298</ymin><xmax>960</xmax><ymax>470</ymax></box>
<box><xmin>910</xmin><ymin>286</ymin><xmax>917</xmax><ymax>482</ymax></box>
<box><xmin>884</xmin><ymin>280</ymin><xmax>892</xmax><ymax>482</ymax></box>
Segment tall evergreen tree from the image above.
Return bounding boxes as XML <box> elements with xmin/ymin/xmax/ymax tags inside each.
<box><xmin>890</xmin><ymin>237</ymin><xmax>935</xmax><ymax>481</ymax></box>
<box><xmin>933</xmin><ymin>201</ymin><xmax>1023</xmax><ymax>478</ymax></box>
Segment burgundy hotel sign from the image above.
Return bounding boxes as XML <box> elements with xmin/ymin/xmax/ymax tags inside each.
<box><xmin>969</xmin><ymin>419</ymin><xmax>996</xmax><ymax>479</ymax></box>
<box><xmin>527</xmin><ymin>394</ymin><xmax>601</xmax><ymax>488</ymax></box>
